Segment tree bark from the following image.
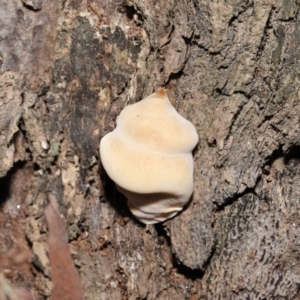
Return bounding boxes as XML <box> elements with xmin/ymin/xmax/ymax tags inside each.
<box><xmin>1</xmin><ymin>0</ymin><xmax>300</xmax><ymax>299</ymax></box>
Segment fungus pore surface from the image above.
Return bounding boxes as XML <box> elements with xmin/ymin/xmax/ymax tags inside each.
<box><xmin>100</xmin><ymin>88</ymin><xmax>198</xmax><ymax>224</ymax></box>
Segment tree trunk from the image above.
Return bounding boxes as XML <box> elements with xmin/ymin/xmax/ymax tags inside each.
<box><xmin>1</xmin><ymin>0</ymin><xmax>300</xmax><ymax>299</ymax></box>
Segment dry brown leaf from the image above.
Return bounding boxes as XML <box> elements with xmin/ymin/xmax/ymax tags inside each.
<box><xmin>44</xmin><ymin>193</ymin><xmax>85</xmax><ymax>300</ymax></box>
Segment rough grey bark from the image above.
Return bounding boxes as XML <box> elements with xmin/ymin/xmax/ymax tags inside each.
<box><xmin>1</xmin><ymin>0</ymin><xmax>300</xmax><ymax>299</ymax></box>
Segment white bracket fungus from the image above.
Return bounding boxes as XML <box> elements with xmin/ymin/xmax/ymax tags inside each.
<box><xmin>100</xmin><ymin>88</ymin><xmax>198</xmax><ymax>224</ymax></box>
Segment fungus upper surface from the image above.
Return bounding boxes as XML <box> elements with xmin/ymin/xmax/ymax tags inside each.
<box><xmin>100</xmin><ymin>88</ymin><xmax>198</xmax><ymax>224</ymax></box>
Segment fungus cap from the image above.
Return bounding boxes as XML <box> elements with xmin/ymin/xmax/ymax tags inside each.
<box><xmin>100</xmin><ymin>88</ymin><xmax>198</xmax><ymax>224</ymax></box>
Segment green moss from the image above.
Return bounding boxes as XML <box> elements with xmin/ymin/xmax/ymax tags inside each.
<box><xmin>49</xmin><ymin>141</ymin><xmax>60</xmax><ymax>157</ymax></box>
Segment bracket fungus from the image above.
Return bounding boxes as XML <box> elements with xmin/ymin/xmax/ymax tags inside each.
<box><xmin>100</xmin><ymin>88</ymin><xmax>198</xmax><ymax>224</ymax></box>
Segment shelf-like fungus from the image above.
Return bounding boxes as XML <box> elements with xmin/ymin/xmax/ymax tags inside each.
<box><xmin>100</xmin><ymin>88</ymin><xmax>198</xmax><ymax>224</ymax></box>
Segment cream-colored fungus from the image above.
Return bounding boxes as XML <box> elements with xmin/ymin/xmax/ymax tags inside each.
<box><xmin>100</xmin><ymin>88</ymin><xmax>198</xmax><ymax>224</ymax></box>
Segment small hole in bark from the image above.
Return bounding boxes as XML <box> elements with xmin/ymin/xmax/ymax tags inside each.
<box><xmin>284</xmin><ymin>146</ymin><xmax>300</xmax><ymax>164</ymax></box>
<box><xmin>173</xmin><ymin>261</ymin><xmax>204</xmax><ymax>280</ymax></box>
<box><xmin>0</xmin><ymin>161</ymin><xmax>27</xmax><ymax>206</ymax></box>
<box><xmin>166</xmin><ymin>70</ymin><xmax>184</xmax><ymax>84</ymax></box>
<box><xmin>123</xmin><ymin>4</ymin><xmax>135</xmax><ymax>20</ymax></box>
<box><xmin>154</xmin><ymin>223</ymin><xmax>171</xmax><ymax>246</ymax></box>
<box><xmin>0</xmin><ymin>173</ymin><xmax>10</xmax><ymax>206</ymax></box>
<box><xmin>120</xmin><ymin>3</ymin><xmax>143</xmax><ymax>24</ymax></box>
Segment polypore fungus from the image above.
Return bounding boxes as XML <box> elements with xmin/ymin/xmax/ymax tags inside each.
<box><xmin>100</xmin><ymin>88</ymin><xmax>198</xmax><ymax>224</ymax></box>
